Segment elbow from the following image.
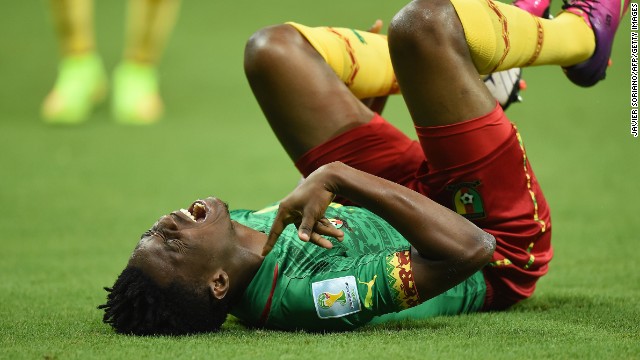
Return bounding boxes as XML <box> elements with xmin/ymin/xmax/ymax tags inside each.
<box><xmin>455</xmin><ymin>230</ymin><xmax>495</xmax><ymax>275</ymax></box>
<box><xmin>452</xmin><ymin>231</ymin><xmax>495</xmax><ymax>281</ymax></box>
<box><xmin>482</xmin><ymin>231</ymin><xmax>496</xmax><ymax>261</ymax></box>
<box><xmin>472</xmin><ymin>230</ymin><xmax>496</xmax><ymax>267</ymax></box>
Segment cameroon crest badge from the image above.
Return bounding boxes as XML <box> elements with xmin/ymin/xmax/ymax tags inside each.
<box><xmin>447</xmin><ymin>181</ymin><xmax>486</xmax><ymax>220</ymax></box>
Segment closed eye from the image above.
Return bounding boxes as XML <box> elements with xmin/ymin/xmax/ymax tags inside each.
<box><xmin>168</xmin><ymin>238</ymin><xmax>190</xmax><ymax>253</ymax></box>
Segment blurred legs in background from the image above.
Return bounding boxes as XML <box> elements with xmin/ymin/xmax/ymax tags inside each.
<box><xmin>42</xmin><ymin>0</ymin><xmax>181</xmax><ymax>125</ymax></box>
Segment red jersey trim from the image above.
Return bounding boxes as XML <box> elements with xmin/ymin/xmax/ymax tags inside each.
<box><xmin>257</xmin><ymin>263</ymin><xmax>279</xmax><ymax>327</ymax></box>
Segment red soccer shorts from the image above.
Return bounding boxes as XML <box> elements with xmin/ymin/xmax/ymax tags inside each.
<box><xmin>295</xmin><ymin>103</ymin><xmax>553</xmax><ymax>310</ymax></box>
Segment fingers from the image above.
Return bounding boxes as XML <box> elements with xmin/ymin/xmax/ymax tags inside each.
<box><xmin>264</xmin><ymin>211</ymin><xmax>287</xmax><ymax>256</ymax></box>
<box><xmin>367</xmin><ymin>19</ymin><xmax>383</xmax><ymax>34</ymax></box>
<box><xmin>297</xmin><ymin>212</ymin><xmax>317</xmax><ymax>242</ymax></box>
<box><xmin>309</xmin><ymin>232</ymin><xmax>334</xmax><ymax>249</ymax></box>
<box><xmin>265</xmin><ymin>219</ymin><xmax>343</xmax><ymax>256</ymax></box>
<box><xmin>317</xmin><ymin>218</ymin><xmax>344</xmax><ymax>241</ymax></box>
<box><xmin>299</xmin><ymin>216</ymin><xmax>343</xmax><ymax>241</ymax></box>
<box><xmin>264</xmin><ymin>198</ymin><xmax>344</xmax><ymax>256</ymax></box>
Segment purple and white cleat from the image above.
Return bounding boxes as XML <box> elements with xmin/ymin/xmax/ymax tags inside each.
<box><xmin>562</xmin><ymin>0</ymin><xmax>630</xmax><ymax>87</ymax></box>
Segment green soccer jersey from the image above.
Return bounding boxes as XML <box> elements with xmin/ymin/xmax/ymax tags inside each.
<box><xmin>229</xmin><ymin>202</ymin><xmax>421</xmax><ymax>331</ymax></box>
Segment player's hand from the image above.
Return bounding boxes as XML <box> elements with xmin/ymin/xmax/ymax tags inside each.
<box><xmin>367</xmin><ymin>19</ymin><xmax>383</xmax><ymax>34</ymax></box>
<box><xmin>263</xmin><ymin>167</ymin><xmax>344</xmax><ymax>256</ymax></box>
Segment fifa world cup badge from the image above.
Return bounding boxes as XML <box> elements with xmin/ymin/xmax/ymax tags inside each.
<box><xmin>312</xmin><ymin>276</ymin><xmax>362</xmax><ymax>319</ymax></box>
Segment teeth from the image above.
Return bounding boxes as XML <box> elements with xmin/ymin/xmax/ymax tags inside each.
<box><xmin>180</xmin><ymin>208</ymin><xmax>196</xmax><ymax>222</ymax></box>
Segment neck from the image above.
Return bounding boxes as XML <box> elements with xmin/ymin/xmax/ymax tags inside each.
<box><xmin>234</xmin><ymin>221</ymin><xmax>269</xmax><ymax>256</ymax></box>
<box><xmin>226</xmin><ymin>222</ymin><xmax>268</xmax><ymax>300</ymax></box>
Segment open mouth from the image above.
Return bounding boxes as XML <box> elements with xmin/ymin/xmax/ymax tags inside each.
<box><xmin>179</xmin><ymin>201</ymin><xmax>207</xmax><ymax>222</ymax></box>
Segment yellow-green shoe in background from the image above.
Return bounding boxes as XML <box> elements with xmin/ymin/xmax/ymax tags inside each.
<box><xmin>112</xmin><ymin>61</ymin><xmax>163</xmax><ymax>125</ymax></box>
<box><xmin>42</xmin><ymin>53</ymin><xmax>107</xmax><ymax>124</ymax></box>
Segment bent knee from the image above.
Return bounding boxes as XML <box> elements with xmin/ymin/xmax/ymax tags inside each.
<box><xmin>388</xmin><ymin>0</ymin><xmax>464</xmax><ymax>53</ymax></box>
<box><xmin>244</xmin><ymin>24</ymin><xmax>306</xmax><ymax>78</ymax></box>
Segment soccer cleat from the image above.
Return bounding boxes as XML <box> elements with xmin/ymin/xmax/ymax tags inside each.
<box><xmin>561</xmin><ymin>0</ymin><xmax>630</xmax><ymax>87</ymax></box>
<box><xmin>483</xmin><ymin>68</ymin><xmax>525</xmax><ymax>110</ymax></box>
<box><xmin>42</xmin><ymin>53</ymin><xmax>107</xmax><ymax>124</ymax></box>
<box><xmin>513</xmin><ymin>0</ymin><xmax>552</xmax><ymax>18</ymax></box>
<box><xmin>112</xmin><ymin>61</ymin><xmax>163</xmax><ymax>125</ymax></box>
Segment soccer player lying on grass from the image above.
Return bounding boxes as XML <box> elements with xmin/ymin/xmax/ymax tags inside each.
<box><xmin>99</xmin><ymin>0</ymin><xmax>628</xmax><ymax>334</ymax></box>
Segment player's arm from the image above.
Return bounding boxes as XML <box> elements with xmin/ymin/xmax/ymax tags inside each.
<box><xmin>265</xmin><ymin>161</ymin><xmax>495</xmax><ymax>301</ymax></box>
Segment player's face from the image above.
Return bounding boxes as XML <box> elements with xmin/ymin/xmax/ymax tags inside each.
<box><xmin>128</xmin><ymin>197</ymin><xmax>237</xmax><ymax>288</ymax></box>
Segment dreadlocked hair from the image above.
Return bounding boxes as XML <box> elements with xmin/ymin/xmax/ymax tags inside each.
<box><xmin>98</xmin><ymin>266</ymin><xmax>229</xmax><ymax>335</ymax></box>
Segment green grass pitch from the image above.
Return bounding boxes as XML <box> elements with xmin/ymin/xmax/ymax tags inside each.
<box><xmin>0</xmin><ymin>1</ymin><xmax>638</xmax><ymax>359</ymax></box>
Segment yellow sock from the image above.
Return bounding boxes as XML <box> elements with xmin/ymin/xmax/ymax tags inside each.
<box><xmin>124</xmin><ymin>0</ymin><xmax>181</xmax><ymax>64</ymax></box>
<box><xmin>450</xmin><ymin>0</ymin><xmax>595</xmax><ymax>74</ymax></box>
<box><xmin>50</xmin><ymin>0</ymin><xmax>95</xmax><ymax>55</ymax></box>
<box><xmin>287</xmin><ymin>22</ymin><xmax>399</xmax><ymax>99</ymax></box>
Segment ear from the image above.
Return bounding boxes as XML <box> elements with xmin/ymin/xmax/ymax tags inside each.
<box><xmin>208</xmin><ymin>270</ymin><xmax>229</xmax><ymax>300</ymax></box>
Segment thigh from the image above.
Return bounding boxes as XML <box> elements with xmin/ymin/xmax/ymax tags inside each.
<box><xmin>295</xmin><ymin>113</ymin><xmax>425</xmax><ymax>190</ymax></box>
<box><xmin>416</xmin><ymin>107</ymin><xmax>552</xmax><ymax>308</ymax></box>
<box><xmin>245</xmin><ymin>24</ymin><xmax>375</xmax><ymax>162</ymax></box>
